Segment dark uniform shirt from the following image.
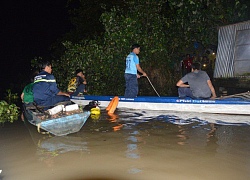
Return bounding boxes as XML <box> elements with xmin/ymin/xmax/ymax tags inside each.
<box><xmin>33</xmin><ymin>71</ymin><xmax>60</xmax><ymax>105</ymax></box>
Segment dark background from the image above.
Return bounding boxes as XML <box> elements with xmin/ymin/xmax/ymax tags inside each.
<box><xmin>0</xmin><ymin>0</ymin><xmax>71</xmax><ymax>97</ymax></box>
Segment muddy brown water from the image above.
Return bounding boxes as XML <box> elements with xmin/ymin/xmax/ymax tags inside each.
<box><xmin>1</xmin><ymin>109</ymin><xmax>250</xmax><ymax>180</ymax></box>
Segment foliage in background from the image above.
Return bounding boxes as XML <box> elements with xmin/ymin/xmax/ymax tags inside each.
<box><xmin>4</xmin><ymin>89</ymin><xmax>19</xmax><ymax>101</ymax></box>
<box><xmin>0</xmin><ymin>89</ymin><xmax>20</xmax><ymax>124</ymax></box>
<box><xmin>46</xmin><ymin>0</ymin><xmax>249</xmax><ymax>96</ymax></box>
<box><xmin>165</xmin><ymin>0</ymin><xmax>248</xmax><ymax>56</ymax></box>
<box><xmin>65</xmin><ymin>0</ymin><xmax>128</xmax><ymax>42</ymax></box>
<box><xmin>0</xmin><ymin>100</ymin><xmax>19</xmax><ymax>124</ymax></box>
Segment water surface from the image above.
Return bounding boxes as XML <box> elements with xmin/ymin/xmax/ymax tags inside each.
<box><xmin>0</xmin><ymin>109</ymin><xmax>250</xmax><ymax>180</ymax></box>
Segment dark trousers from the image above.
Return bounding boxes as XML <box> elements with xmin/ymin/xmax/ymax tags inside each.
<box><xmin>178</xmin><ymin>87</ymin><xmax>210</xmax><ymax>99</ymax></box>
<box><xmin>124</xmin><ymin>73</ymin><xmax>138</xmax><ymax>98</ymax></box>
<box><xmin>36</xmin><ymin>95</ymin><xmax>70</xmax><ymax>109</ymax></box>
<box><xmin>178</xmin><ymin>87</ymin><xmax>194</xmax><ymax>98</ymax></box>
<box><xmin>72</xmin><ymin>84</ymin><xmax>85</xmax><ymax>96</ymax></box>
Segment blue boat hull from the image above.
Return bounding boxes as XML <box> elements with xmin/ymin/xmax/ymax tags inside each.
<box><xmin>23</xmin><ymin>104</ymin><xmax>90</xmax><ymax>136</ymax></box>
<box><xmin>71</xmin><ymin>95</ymin><xmax>250</xmax><ymax>115</ymax></box>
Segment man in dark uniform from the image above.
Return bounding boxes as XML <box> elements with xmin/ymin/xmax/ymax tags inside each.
<box><xmin>33</xmin><ymin>61</ymin><xmax>70</xmax><ymax>108</ymax></box>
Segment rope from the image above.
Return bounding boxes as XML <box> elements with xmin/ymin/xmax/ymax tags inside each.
<box><xmin>37</xmin><ymin>123</ymin><xmax>50</xmax><ymax>135</ymax></box>
<box><xmin>218</xmin><ymin>91</ymin><xmax>250</xmax><ymax>100</ymax></box>
<box><xmin>146</xmin><ymin>76</ymin><xmax>160</xmax><ymax>97</ymax></box>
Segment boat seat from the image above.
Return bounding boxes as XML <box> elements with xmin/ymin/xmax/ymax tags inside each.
<box><xmin>54</xmin><ymin>101</ymin><xmax>73</xmax><ymax>106</ymax></box>
<box><xmin>25</xmin><ymin>101</ymin><xmax>73</xmax><ymax>111</ymax></box>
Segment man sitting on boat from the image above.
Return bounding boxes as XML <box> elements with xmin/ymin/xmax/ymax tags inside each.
<box><xmin>33</xmin><ymin>61</ymin><xmax>70</xmax><ymax>109</ymax></box>
<box><xmin>67</xmin><ymin>69</ymin><xmax>87</xmax><ymax>96</ymax></box>
<box><xmin>176</xmin><ymin>62</ymin><xmax>217</xmax><ymax>99</ymax></box>
<box><xmin>21</xmin><ymin>70</ymin><xmax>39</xmax><ymax>105</ymax></box>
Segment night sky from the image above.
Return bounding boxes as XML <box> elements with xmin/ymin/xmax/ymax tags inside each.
<box><xmin>1</xmin><ymin>0</ymin><xmax>71</xmax><ymax>96</ymax></box>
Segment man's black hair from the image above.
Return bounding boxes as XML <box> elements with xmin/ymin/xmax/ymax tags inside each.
<box><xmin>191</xmin><ymin>62</ymin><xmax>201</xmax><ymax>70</ymax></box>
<box><xmin>40</xmin><ymin>61</ymin><xmax>52</xmax><ymax>71</ymax></box>
<box><xmin>75</xmin><ymin>69</ymin><xmax>84</xmax><ymax>75</ymax></box>
<box><xmin>131</xmin><ymin>43</ymin><xmax>140</xmax><ymax>50</ymax></box>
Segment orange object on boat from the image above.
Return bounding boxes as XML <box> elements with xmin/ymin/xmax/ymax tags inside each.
<box><xmin>106</xmin><ymin>96</ymin><xmax>119</xmax><ymax>114</ymax></box>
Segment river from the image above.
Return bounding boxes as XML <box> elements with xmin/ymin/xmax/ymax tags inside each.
<box><xmin>0</xmin><ymin>109</ymin><xmax>250</xmax><ymax>180</ymax></box>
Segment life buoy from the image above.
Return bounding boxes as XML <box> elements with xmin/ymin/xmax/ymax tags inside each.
<box><xmin>106</xmin><ymin>96</ymin><xmax>119</xmax><ymax>114</ymax></box>
<box><xmin>67</xmin><ymin>77</ymin><xmax>77</xmax><ymax>92</ymax></box>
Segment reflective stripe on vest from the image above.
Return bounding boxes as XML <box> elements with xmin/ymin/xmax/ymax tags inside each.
<box><xmin>34</xmin><ymin>79</ymin><xmax>56</xmax><ymax>83</ymax></box>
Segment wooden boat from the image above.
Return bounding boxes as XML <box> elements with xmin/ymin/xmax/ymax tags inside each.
<box><xmin>23</xmin><ymin>103</ymin><xmax>90</xmax><ymax>136</ymax></box>
<box><xmin>70</xmin><ymin>92</ymin><xmax>250</xmax><ymax>115</ymax></box>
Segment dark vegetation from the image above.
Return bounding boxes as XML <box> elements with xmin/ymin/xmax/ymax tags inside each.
<box><xmin>12</xmin><ymin>0</ymin><xmax>250</xmax><ymax>96</ymax></box>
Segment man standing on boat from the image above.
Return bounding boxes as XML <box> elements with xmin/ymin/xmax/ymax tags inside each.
<box><xmin>176</xmin><ymin>62</ymin><xmax>217</xmax><ymax>99</ymax></box>
<box><xmin>33</xmin><ymin>61</ymin><xmax>70</xmax><ymax>108</ymax></box>
<box><xmin>124</xmin><ymin>44</ymin><xmax>147</xmax><ymax>98</ymax></box>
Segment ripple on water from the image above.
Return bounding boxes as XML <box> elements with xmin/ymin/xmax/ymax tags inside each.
<box><xmin>115</xmin><ymin>109</ymin><xmax>250</xmax><ymax>127</ymax></box>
